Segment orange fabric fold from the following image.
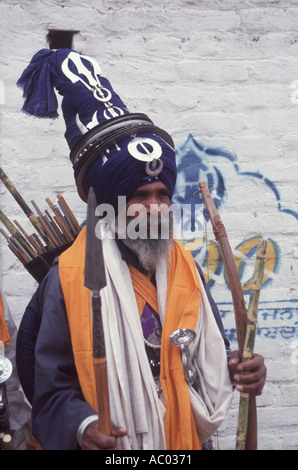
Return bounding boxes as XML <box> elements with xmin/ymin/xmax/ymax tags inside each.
<box><xmin>59</xmin><ymin>229</ymin><xmax>96</xmax><ymax>411</ymax></box>
<box><xmin>0</xmin><ymin>290</ymin><xmax>11</xmax><ymax>347</ymax></box>
<box><xmin>129</xmin><ymin>241</ymin><xmax>202</xmax><ymax>450</ymax></box>
<box><xmin>128</xmin><ymin>267</ymin><xmax>159</xmax><ymax>317</ymax></box>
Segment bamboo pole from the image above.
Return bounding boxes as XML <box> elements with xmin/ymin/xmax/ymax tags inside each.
<box><xmin>45</xmin><ymin>198</ymin><xmax>74</xmax><ymax>242</ymax></box>
<box><xmin>13</xmin><ymin>219</ymin><xmax>39</xmax><ymax>259</ymax></box>
<box><xmin>57</xmin><ymin>194</ymin><xmax>81</xmax><ymax>233</ymax></box>
<box><xmin>0</xmin><ymin>167</ymin><xmax>56</xmax><ymax>249</ymax></box>
<box><xmin>0</xmin><ymin>209</ymin><xmax>37</xmax><ymax>259</ymax></box>
<box><xmin>0</xmin><ymin>166</ymin><xmax>82</xmax><ymax>273</ymax></box>
<box><xmin>198</xmin><ymin>182</ymin><xmax>247</xmax><ymax>353</ymax></box>
<box><xmin>235</xmin><ymin>238</ymin><xmax>267</xmax><ymax>450</ymax></box>
<box><xmin>198</xmin><ymin>181</ymin><xmax>258</xmax><ymax>450</ymax></box>
<box><xmin>44</xmin><ymin>210</ymin><xmax>65</xmax><ymax>244</ymax></box>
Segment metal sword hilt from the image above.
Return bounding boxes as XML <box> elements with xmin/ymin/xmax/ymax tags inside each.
<box><xmin>169</xmin><ymin>328</ymin><xmax>196</xmax><ymax>385</ymax></box>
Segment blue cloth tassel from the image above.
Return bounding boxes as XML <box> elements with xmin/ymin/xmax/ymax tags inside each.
<box><xmin>17</xmin><ymin>49</ymin><xmax>59</xmax><ymax>118</ymax></box>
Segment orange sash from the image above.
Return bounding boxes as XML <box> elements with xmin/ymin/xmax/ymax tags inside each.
<box><xmin>129</xmin><ymin>243</ymin><xmax>202</xmax><ymax>450</ymax></box>
<box><xmin>0</xmin><ymin>290</ymin><xmax>11</xmax><ymax>347</ymax></box>
<box><xmin>59</xmin><ymin>228</ymin><xmax>202</xmax><ymax>449</ymax></box>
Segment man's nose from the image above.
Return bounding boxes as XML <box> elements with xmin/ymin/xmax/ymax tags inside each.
<box><xmin>146</xmin><ymin>198</ymin><xmax>162</xmax><ymax>214</ymax></box>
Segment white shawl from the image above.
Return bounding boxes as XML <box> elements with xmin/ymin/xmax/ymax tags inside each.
<box><xmin>98</xmin><ymin>227</ymin><xmax>233</xmax><ymax>449</ymax></box>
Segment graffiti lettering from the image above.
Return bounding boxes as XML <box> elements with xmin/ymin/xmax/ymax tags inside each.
<box><xmin>222</xmin><ymin>303</ymin><xmax>298</xmax><ymax>344</ymax></box>
<box><xmin>183</xmin><ymin>235</ymin><xmax>279</xmax><ymax>291</ymax></box>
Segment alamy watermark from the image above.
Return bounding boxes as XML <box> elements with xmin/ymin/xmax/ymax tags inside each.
<box><xmin>94</xmin><ymin>196</ymin><xmax>204</xmax><ymax>247</ymax></box>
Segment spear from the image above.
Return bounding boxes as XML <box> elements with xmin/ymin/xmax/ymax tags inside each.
<box><xmin>84</xmin><ymin>187</ymin><xmax>111</xmax><ymax>435</ymax></box>
<box><xmin>236</xmin><ymin>238</ymin><xmax>267</xmax><ymax>450</ymax></box>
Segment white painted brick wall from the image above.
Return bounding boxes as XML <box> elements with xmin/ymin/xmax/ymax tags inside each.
<box><xmin>1</xmin><ymin>0</ymin><xmax>298</xmax><ymax>450</ymax></box>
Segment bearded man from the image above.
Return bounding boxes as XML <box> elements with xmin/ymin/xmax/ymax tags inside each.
<box><xmin>15</xmin><ymin>49</ymin><xmax>266</xmax><ymax>450</ymax></box>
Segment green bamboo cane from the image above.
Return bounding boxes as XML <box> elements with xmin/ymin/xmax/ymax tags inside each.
<box><xmin>235</xmin><ymin>238</ymin><xmax>267</xmax><ymax>450</ymax></box>
<box><xmin>0</xmin><ymin>208</ymin><xmax>38</xmax><ymax>259</ymax></box>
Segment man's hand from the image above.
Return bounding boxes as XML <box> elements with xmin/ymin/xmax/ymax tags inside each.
<box><xmin>228</xmin><ymin>350</ymin><xmax>267</xmax><ymax>396</ymax></box>
<box><xmin>81</xmin><ymin>422</ymin><xmax>128</xmax><ymax>450</ymax></box>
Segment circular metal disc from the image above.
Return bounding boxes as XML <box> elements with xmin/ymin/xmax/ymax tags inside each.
<box><xmin>127</xmin><ymin>136</ymin><xmax>162</xmax><ymax>162</ymax></box>
<box><xmin>169</xmin><ymin>328</ymin><xmax>196</xmax><ymax>347</ymax></box>
<box><xmin>0</xmin><ymin>356</ymin><xmax>13</xmax><ymax>383</ymax></box>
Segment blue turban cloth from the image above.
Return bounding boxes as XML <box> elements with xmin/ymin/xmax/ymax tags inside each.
<box><xmin>17</xmin><ymin>49</ymin><xmax>177</xmax><ymax>209</ymax></box>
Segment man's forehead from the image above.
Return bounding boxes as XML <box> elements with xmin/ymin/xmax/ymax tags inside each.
<box><xmin>135</xmin><ymin>181</ymin><xmax>169</xmax><ymax>192</ymax></box>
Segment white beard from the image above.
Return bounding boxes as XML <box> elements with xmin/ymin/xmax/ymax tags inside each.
<box><xmin>122</xmin><ymin>237</ymin><xmax>172</xmax><ymax>272</ymax></box>
<box><xmin>113</xmin><ymin>213</ymin><xmax>174</xmax><ymax>272</ymax></box>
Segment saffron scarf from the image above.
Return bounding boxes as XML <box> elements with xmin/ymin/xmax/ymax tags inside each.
<box><xmin>0</xmin><ymin>290</ymin><xmax>11</xmax><ymax>347</ymax></box>
<box><xmin>59</xmin><ymin>228</ymin><xmax>202</xmax><ymax>449</ymax></box>
<box><xmin>129</xmin><ymin>241</ymin><xmax>202</xmax><ymax>450</ymax></box>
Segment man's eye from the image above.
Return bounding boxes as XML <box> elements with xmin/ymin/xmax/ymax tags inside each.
<box><xmin>159</xmin><ymin>192</ymin><xmax>170</xmax><ymax>199</ymax></box>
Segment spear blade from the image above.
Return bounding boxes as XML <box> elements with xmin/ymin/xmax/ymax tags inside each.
<box><xmin>84</xmin><ymin>187</ymin><xmax>110</xmax><ymax>435</ymax></box>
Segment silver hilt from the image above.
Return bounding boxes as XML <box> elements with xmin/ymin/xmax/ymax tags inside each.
<box><xmin>169</xmin><ymin>328</ymin><xmax>196</xmax><ymax>385</ymax></box>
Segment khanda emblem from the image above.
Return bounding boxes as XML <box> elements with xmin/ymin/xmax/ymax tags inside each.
<box><xmin>127</xmin><ymin>136</ymin><xmax>164</xmax><ymax>176</ymax></box>
<box><xmin>61</xmin><ymin>51</ymin><xmax>125</xmax><ymax>133</ymax></box>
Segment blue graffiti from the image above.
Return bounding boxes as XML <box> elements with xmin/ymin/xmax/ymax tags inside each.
<box><xmin>221</xmin><ymin>300</ymin><xmax>298</xmax><ymax>344</ymax></box>
<box><xmin>173</xmin><ymin>134</ymin><xmax>298</xmax><ymax>294</ymax></box>
<box><xmin>174</xmin><ymin>134</ymin><xmax>298</xmax><ymax>221</ymax></box>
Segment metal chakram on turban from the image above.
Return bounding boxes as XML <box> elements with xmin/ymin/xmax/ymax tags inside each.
<box><xmin>17</xmin><ymin>48</ymin><xmax>177</xmax><ymax>209</ymax></box>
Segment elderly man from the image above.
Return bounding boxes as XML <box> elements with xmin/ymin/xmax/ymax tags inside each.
<box><xmin>16</xmin><ymin>49</ymin><xmax>266</xmax><ymax>450</ymax></box>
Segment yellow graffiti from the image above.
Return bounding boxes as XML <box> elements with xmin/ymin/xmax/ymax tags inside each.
<box><xmin>184</xmin><ymin>235</ymin><xmax>278</xmax><ymax>290</ymax></box>
<box><xmin>234</xmin><ymin>236</ymin><xmax>277</xmax><ymax>291</ymax></box>
<box><xmin>184</xmin><ymin>237</ymin><xmax>221</xmax><ymax>283</ymax></box>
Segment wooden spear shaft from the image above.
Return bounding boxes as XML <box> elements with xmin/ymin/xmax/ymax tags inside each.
<box><xmin>236</xmin><ymin>239</ymin><xmax>267</xmax><ymax>450</ymax></box>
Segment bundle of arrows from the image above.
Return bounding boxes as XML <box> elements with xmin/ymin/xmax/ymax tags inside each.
<box><xmin>0</xmin><ymin>167</ymin><xmax>81</xmax><ymax>267</ymax></box>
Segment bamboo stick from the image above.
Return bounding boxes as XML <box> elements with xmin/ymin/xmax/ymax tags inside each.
<box><xmin>10</xmin><ymin>236</ymin><xmax>33</xmax><ymax>263</ymax></box>
<box><xmin>0</xmin><ymin>230</ymin><xmax>30</xmax><ymax>264</ymax></box>
<box><xmin>45</xmin><ymin>198</ymin><xmax>74</xmax><ymax>241</ymax></box>
<box><xmin>198</xmin><ymin>182</ymin><xmax>247</xmax><ymax>353</ymax></box>
<box><xmin>13</xmin><ymin>219</ymin><xmax>39</xmax><ymax>258</ymax></box>
<box><xmin>53</xmin><ymin>216</ymin><xmax>69</xmax><ymax>243</ymax></box>
<box><xmin>31</xmin><ymin>200</ymin><xmax>59</xmax><ymax>247</ymax></box>
<box><xmin>44</xmin><ymin>210</ymin><xmax>65</xmax><ymax>244</ymax></box>
<box><xmin>6</xmin><ymin>238</ymin><xmax>31</xmax><ymax>265</ymax></box>
<box><xmin>57</xmin><ymin>194</ymin><xmax>81</xmax><ymax>233</ymax></box>
<box><xmin>199</xmin><ymin>181</ymin><xmax>258</xmax><ymax>450</ymax></box>
<box><xmin>0</xmin><ymin>168</ymin><xmax>81</xmax><ymax>271</ymax></box>
<box><xmin>0</xmin><ymin>167</ymin><xmax>56</xmax><ymax>249</ymax></box>
<box><xmin>0</xmin><ymin>209</ymin><xmax>37</xmax><ymax>258</ymax></box>
<box><xmin>57</xmin><ymin>200</ymin><xmax>77</xmax><ymax>236</ymax></box>
<box><xmin>235</xmin><ymin>238</ymin><xmax>267</xmax><ymax>450</ymax></box>
<box><xmin>31</xmin><ymin>233</ymin><xmax>47</xmax><ymax>254</ymax></box>
<box><xmin>28</xmin><ymin>234</ymin><xmax>45</xmax><ymax>255</ymax></box>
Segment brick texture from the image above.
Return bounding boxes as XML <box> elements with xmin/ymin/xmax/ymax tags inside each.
<box><xmin>1</xmin><ymin>0</ymin><xmax>298</xmax><ymax>450</ymax></box>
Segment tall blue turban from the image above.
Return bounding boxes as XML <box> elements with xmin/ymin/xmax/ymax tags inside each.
<box><xmin>17</xmin><ymin>48</ymin><xmax>177</xmax><ymax>211</ymax></box>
